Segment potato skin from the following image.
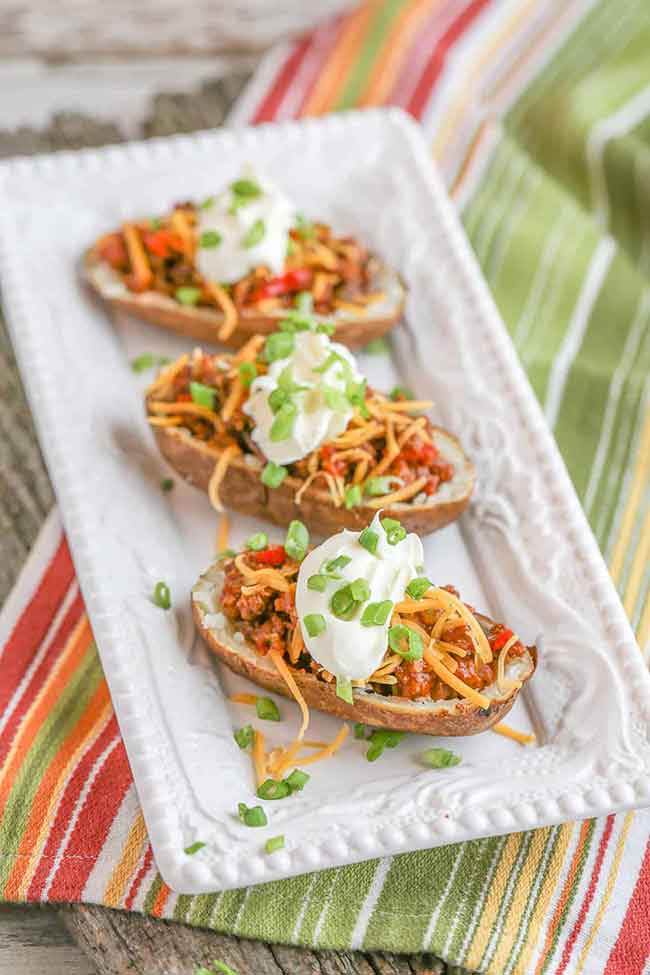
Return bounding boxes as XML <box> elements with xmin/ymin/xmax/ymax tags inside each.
<box><xmin>192</xmin><ymin>600</ymin><xmax>536</xmax><ymax>737</ymax></box>
<box><xmin>150</xmin><ymin>423</ymin><xmax>475</xmax><ymax>537</ymax></box>
<box><xmin>83</xmin><ymin>250</ymin><xmax>405</xmax><ymax>350</ymax></box>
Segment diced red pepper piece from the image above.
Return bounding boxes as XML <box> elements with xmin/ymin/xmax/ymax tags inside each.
<box><xmin>142</xmin><ymin>230</ymin><xmax>184</xmax><ymax>259</ymax></box>
<box><xmin>490</xmin><ymin>628</ymin><xmax>514</xmax><ymax>652</ymax></box>
<box><xmin>254</xmin><ymin>546</ymin><xmax>287</xmax><ymax>566</ymax></box>
<box><xmin>98</xmin><ymin>233</ymin><xmax>128</xmax><ymax>270</ymax></box>
<box><xmin>250</xmin><ymin>268</ymin><xmax>313</xmax><ymax>302</ymax></box>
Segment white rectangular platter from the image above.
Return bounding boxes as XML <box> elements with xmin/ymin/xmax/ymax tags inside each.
<box><xmin>1</xmin><ymin>109</ymin><xmax>649</xmax><ymax>895</ymax></box>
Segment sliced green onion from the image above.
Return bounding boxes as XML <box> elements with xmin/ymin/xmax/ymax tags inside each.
<box><xmin>360</xmin><ymin>600</ymin><xmax>393</xmax><ymax>627</ymax></box>
<box><xmin>175</xmin><ymin>286</ymin><xmax>202</xmax><ymax>306</ymax></box>
<box><xmin>336</xmin><ymin>675</ymin><xmax>354</xmax><ymax>705</ymax></box>
<box><xmin>285</xmin><ymin>768</ymin><xmax>310</xmax><ymax>792</ymax></box>
<box><xmin>238</xmin><ymin>361</ymin><xmax>257</xmax><ymax>388</ymax></box>
<box><xmin>358</xmin><ymin>528</ymin><xmax>379</xmax><ymax>555</ymax></box>
<box><xmin>330</xmin><ymin>584</ymin><xmax>357</xmax><ymax>620</ymax></box>
<box><xmin>405</xmin><ymin>577</ymin><xmax>433</xmax><ymax>600</ymax></box>
<box><xmin>149</xmin><ymin>217</ymin><xmax>162</xmax><ymax>229</ymax></box>
<box><xmin>366</xmin><ymin>729</ymin><xmax>405</xmax><ymax>761</ymax></box>
<box><xmin>294</xmin><ymin>213</ymin><xmax>315</xmax><ymax>238</ymax></box>
<box><xmin>270</xmin><ymin>401</ymin><xmax>297</xmax><ymax>442</ymax></box>
<box><xmin>323</xmin><ymin>555</ymin><xmax>351</xmax><ymax>575</ymax></box>
<box><xmin>261</xmin><ymin>462</ymin><xmax>287</xmax><ymax>488</ymax></box>
<box><xmin>265</xmin><ymin>835</ymin><xmax>285</xmax><ymax>855</ymax></box>
<box><xmin>217</xmin><ymin>548</ymin><xmax>237</xmax><ymax>559</ymax></box>
<box><xmin>312</xmin><ymin>351</ymin><xmax>351</xmax><ymax>379</ymax></box>
<box><xmin>285</xmin><ymin>520</ymin><xmax>309</xmax><ymax>561</ymax></box>
<box><xmin>256</xmin><ymin>697</ymin><xmax>281</xmax><ymax>722</ymax></box>
<box><xmin>296</xmin><ymin>291</ymin><xmax>313</xmax><ymax>314</ymax></box>
<box><xmin>363</xmin><ymin>337</ymin><xmax>390</xmax><ymax>356</ymax></box>
<box><xmin>354</xmin><ymin>723</ymin><xmax>367</xmax><ymax>740</ymax></box>
<box><xmin>303</xmin><ymin>613</ymin><xmax>326</xmax><ymax>637</ymax></box>
<box><xmin>365</xmin><ymin>476</ymin><xmax>401</xmax><ymax>497</ymax></box>
<box><xmin>152</xmin><ymin>581</ymin><xmax>171</xmax><ymax>610</ymax></box>
<box><xmin>199</xmin><ymin>195</ymin><xmax>215</xmax><ymax>210</ymax></box>
<box><xmin>184</xmin><ymin>841</ymin><xmax>205</xmax><ymax>855</ymax></box>
<box><xmin>344</xmin><ymin>485</ymin><xmax>362</xmax><ymax>509</ymax></box>
<box><xmin>231</xmin><ymin>178</ymin><xmax>261</xmax><ymax>199</ymax></box>
<box><xmin>421</xmin><ymin>748</ymin><xmax>461</xmax><ymax>769</ymax></box>
<box><xmin>246</xmin><ymin>531</ymin><xmax>268</xmax><ymax>551</ymax></box>
<box><xmin>390</xmin><ymin>385</ymin><xmax>414</xmax><ymax>401</ymax></box>
<box><xmin>233</xmin><ymin>724</ymin><xmax>254</xmax><ymax>749</ymax></box>
<box><xmin>257</xmin><ymin>778</ymin><xmax>291</xmax><ymax>801</ymax></box>
<box><xmin>242</xmin><ymin>219</ymin><xmax>265</xmax><ymax>248</ymax></box>
<box><xmin>323</xmin><ymin>385</ymin><xmax>349</xmax><ymax>412</ymax></box>
<box><xmin>268</xmin><ymin>387</ymin><xmax>289</xmax><ymax>414</ymax></box>
<box><xmin>131</xmin><ymin>352</ymin><xmax>164</xmax><ymax>373</ymax></box>
<box><xmin>349</xmin><ymin>578</ymin><xmax>371</xmax><ymax>602</ymax></box>
<box><xmin>346</xmin><ymin>378</ymin><xmax>369</xmax><ymax>417</ymax></box>
<box><xmin>160</xmin><ymin>477</ymin><xmax>174</xmax><ymax>493</ymax></box>
<box><xmin>307</xmin><ymin>574</ymin><xmax>327</xmax><ymax>592</ymax></box>
<box><xmin>199</xmin><ymin>230</ymin><xmax>222</xmax><ymax>248</ymax></box>
<box><xmin>237</xmin><ymin>803</ymin><xmax>267</xmax><ymax>828</ymax></box>
<box><xmin>316</xmin><ymin>321</ymin><xmax>336</xmax><ymax>336</ymax></box>
<box><xmin>277</xmin><ymin>365</ymin><xmax>308</xmax><ymax>394</ymax></box>
<box><xmin>189</xmin><ymin>381</ymin><xmax>215</xmax><ymax>408</ymax></box>
<box><xmin>381</xmin><ymin>517</ymin><xmax>407</xmax><ymax>545</ymax></box>
<box><xmin>388</xmin><ymin>624</ymin><xmax>423</xmax><ymax>661</ymax></box>
<box><xmin>212</xmin><ymin>962</ymin><xmax>240</xmax><ymax>975</ymax></box>
<box><xmin>264</xmin><ymin>331</ymin><xmax>295</xmax><ymax>363</ymax></box>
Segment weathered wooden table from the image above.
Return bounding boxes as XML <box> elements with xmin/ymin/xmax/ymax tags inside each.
<box><xmin>0</xmin><ymin>69</ymin><xmax>461</xmax><ymax>975</ymax></box>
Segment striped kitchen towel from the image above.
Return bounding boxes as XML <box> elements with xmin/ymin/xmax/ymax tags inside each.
<box><xmin>2</xmin><ymin>1</ymin><xmax>650</xmax><ymax>972</ymax></box>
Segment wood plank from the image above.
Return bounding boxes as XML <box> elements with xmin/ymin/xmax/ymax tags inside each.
<box><xmin>0</xmin><ymin>904</ymin><xmax>95</xmax><ymax>975</ymax></box>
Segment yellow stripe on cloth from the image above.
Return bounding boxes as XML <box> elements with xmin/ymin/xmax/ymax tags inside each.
<box><xmin>103</xmin><ymin>811</ymin><xmax>149</xmax><ymax>907</ymax></box>
<box><xmin>609</xmin><ymin>407</ymin><xmax>650</xmax><ymax>585</ymax></box>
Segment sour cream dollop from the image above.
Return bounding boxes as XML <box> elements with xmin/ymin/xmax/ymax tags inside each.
<box><xmin>243</xmin><ymin>330</ymin><xmax>364</xmax><ymax>465</ymax></box>
<box><xmin>295</xmin><ymin>512</ymin><xmax>424</xmax><ymax>682</ymax></box>
<box><xmin>196</xmin><ymin>169</ymin><xmax>295</xmax><ymax>284</ymax></box>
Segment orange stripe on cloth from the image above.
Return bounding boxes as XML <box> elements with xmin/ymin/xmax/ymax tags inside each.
<box><xmin>103</xmin><ymin>811</ymin><xmax>149</xmax><ymax>908</ymax></box>
<box><xmin>357</xmin><ymin>0</ymin><xmax>438</xmax><ymax>106</ymax></box>
<box><xmin>150</xmin><ymin>878</ymin><xmax>172</xmax><ymax>918</ymax></box>
<box><xmin>4</xmin><ymin>686</ymin><xmax>113</xmax><ymax>900</ymax></box>
<box><xmin>0</xmin><ymin>614</ymin><xmax>92</xmax><ymax>819</ymax></box>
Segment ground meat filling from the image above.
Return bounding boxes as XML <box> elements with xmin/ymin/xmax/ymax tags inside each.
<box><xmin>218</xmin><ymin>552</ymin><xmax>528</xmax><ymax>701</ymax></box>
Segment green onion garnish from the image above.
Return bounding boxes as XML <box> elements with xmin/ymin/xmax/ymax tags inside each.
<box><xmin>307</xmin><ymin>574</ymin><xmax>327</xmax><ymax>592</ymax></box>
<box><xmin>336</xmin><ymin>675</ymin><xmax>354</xmax><ymax>705</ymax></box>
<box><xmin>265</xmin><ymin>835</ymin><xmax>285</xmax><ymax>855</ymax></box>
<box><xmin>238</xmin><ymin>361</ymin><xmax>257</xmax><ymax>388</ymax></box>
<box><xmin>237</xmin><ymin>803</ymin><xmax>267</xmax><ymax>828</ymax></box>
<box><xmin>285</xmin><ymin>520</ymin><xmax>309</xmax><ymax>561</ymax></box>
<box><xmin>268</xmin><ymin>387</ymin><xmax>289</xmax><ymax>414</ymax></box>
<box><xmin>131</xmin><ymin>352</ymin><xmax>170</xmax><ymax>373</ymax></box>
<box><xmin>152</xmin><ymin>581</ymin><xmax>171</xmax><ymax>610</ymax></box>
<box><xmin>296</xmin><ymin>291</ymin><xmax>313</xmax><ymax>314</ymax></box>
<box><xmin>390</xmin><ymin>385</ymin><xmax>414</xmax><ymax>401</ymax></box>
<box><xmin>360</xmin><ymin>600</ymin><xmax>393</xmax><ymax>627</ymax></box>
<box><xmin>285</xmin><ymin>768</ymin><xmax>310</xmax><ymax>792</ymax></box>
<box><xmin>316</xmin><ymin>322</ymin><xmax>336</xmax><ymax>336</ymax></box>
<box><xmin>199</xmin><ymin>230</ymin><xmax>222</xmax><ymax>248</ymax></box>
<box><xmin>421</xmin><ymin>748</ymin><xmax>461</xmax><ymax>769</ymax></box>
<box><xmin>175</xmin><ymin>286</ymin><xmax>201</xmax><ymax>306</ymax></box>
<box><xmin>190</xmin><ymin>381</ymin><xmax>215</xmax><ymax>409</ymax></box>
<box><xmin>381</xmin><ymin>517</ymin><xmax>407</xmax><ymax>545</ymax></box>
<box><xmin>242</xmin><ymin>219</ymin><xmax>265</xmax><ymax>249</ymax></box>
<box><xmin>264</xmin><ymin>331</ymin><xmax>295</xmax><ymax>363</ymax></box>
<box><xmin>199</xmin><ymin>196</ymin><xmax>215</xmax><ymax>210</ymax></box>
<box><xmin>358</xmin><ymin>528</ymin><xmax>379</xmax><ymax>555</ymax></box>
<box><xmin>354</xmin><ymin>723</ymin><xmax>367</xmax><ymax>740</ymax></box>
<box><xmin>365</xmin><ymin>476</ymin><xmax>401</xmax><ymax>497</ymax></box>
<box><xmin>366</xmin><ymin>729</ymin><xmax>405</xmax><ymax>762</ymax></box>
<box><xmin>363</xmin><ymin>337</ymin><xmax>390</xmax><ymax>356</ymax></box>
<box><xmin>231</xmin><ymin>178</ymin><xmax>261</xmax><ymax>199</ymax></box>
<box><xmin>294</xmin><ymin>213</ymin><xmax>315</xmax><ymax>238</ymax></box>
<box><xmin>349</xmin><ymin>578</ymin><xmax>371</xmax><ymax>602</ymax></box>
<box><xmin>257</xmin><ymin>778</ymin><xmax>291</xmax><ymax>801</ymax></box>
<box><xmin>323</xmin><ymin>385</ymin><xmax>349</xmax><ymax>412</ymax></box>
<box><xmin>261</xmin><ymin>462</ymin><xmax>287</xmax><ymax>488</ymax></box>
<box><xmin>149</xmin><ymin>217</ymin><xmax>162</xmax><ymax>229</ymax></box>
<box><xmin>184</xmin><ymin>841</ymin><xmax>205</xmax><ymax>855</ymax></box>
<box><xmin>312</xmin><ymin>351</ymin><xmax>351</xmax><ymax>378</ymax></box>
<box><xmin>344</xmin><ymin>485</ymin><xmax>362</xmax><ymax>509</ymax></box>
<box><xmin>233</xmin><ymin>724</ymin><xmax>254</xmax><ymax>749</ymax></box>
<box><xmin>346</xmin><ymin>378</ymin><xmax>369</xmax><ymax>417</ymax></box>
<box><xmin>388</xmin><ymin>624</ymin><xmax>423</xmax><ymax>661</ymax></box>
<box><xmin>277</xmin><ymin>365</ymin><xmax>308</xmax><ymax>394</ymax></box>
<box><xmin>160</xmin><ymin>477</ymin><xmax>174</xmax><ymax>492</ymax></box>
<box><xmin>270</xmin><ymin>401</ymin><xmax>297</xmax><ymax>442</ymax></box>
<box><xmin>405</xmin><ymin>577</ymin><xmax>433</xmax><ymax>600</ymax></box>
<box><xmin>256</xmin><ymin>697</ymin><xmax>281</xmax><ymax>722</ymax></box>
<box><xmin>246</xmin><ymin>531</ymin><xmax>268</xmax><ymax>551</ymax></box>
<box><xmin>323</xmin><ymin>555</ymin><xmax>351</xmax><ymax>575</ymax></box>
<box><xmin>212</xmin><ymin>962</ymin><xmax>240</xmax><ymax>975</ymax></box>
<box><xmin>303</xmin><ymin>613</ymin><xmax>326</xmax><ymax>637</ymax></box>
<box><xmin>217</xmin><ymin>548</ymin><xmax>237</xmax><ymax>559</ymax></box>
<box><xmin>329</xmin><ymin>584</ymin><xmax>358</xmax><ymax>621</ymax></box>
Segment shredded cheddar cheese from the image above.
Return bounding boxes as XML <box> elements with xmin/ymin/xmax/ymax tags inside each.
<box><xmin>203</xmin><ymin>280</ymin><xmax>238</xmax><ymax>341</ymax></box>
<box><xmin>492</xmin><ymin>723</ymin><xmax>536</xmax><ymax>745</ymax></box>
<box><xmin>122</xmin><ymin>222</ymin><xmax>152</xmax><ymax>291</ymax></box>
<box><xmin>207</xmin><ymin>444</ymin><xmax>241</xmax><ymax>512</ymax></box>
<box><xmin>252</xmin><ymin>729</ymin><xmax>267</xmax><ymax>787</ymax></box>
<box><xmin>366</xmin><ymin>476</ymin><xmax>428</xmax><ymax>509</ymax></box>
<box><xmin>230</xmin><ymin>693</ymin><xmax>258</xmax><ymax>705</ymax></box>
<box><xmin>217</xmin><ymin>513</ymin><xmax>230</xmax><ymax>554</ymax></box>
<box><xmin>423</xmin><ymin>644</ymin><xmax>491</xmax><ymax>709</ymax></box>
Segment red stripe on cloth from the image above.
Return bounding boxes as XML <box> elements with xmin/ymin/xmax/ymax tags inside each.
<box><xmin>253</xmin><ymin>35</ymin><xmax>314</xmax><ymax>123</ymax></box>
<box><xmin>407</xmin><ymin>0</ymin><xmax>492</xmax><ymax>118</ymax></box>
<box><xmin>45</xmin><ymin>738</ymin><xmax>132</xmax><ymax>901</ymax></box>
<box><xmin>604</xmin><ymin>839</ymin><xmax>650</xmax><ymax>975</ymax></box>
<box><xmin>0</xmin><ymin>536</ymin><xmax>74</xmax><ymax>714</ymax></box>
<box><xmin>26</xmin><ymin>713</ymin><xmax>121</xmax><ymax>900</ymax></box>
<box><xmin>554</xmin><ymin>815</ymin><xmax>615</xmax><ymax>975</ymax></box>
<box><xmin>0</xmin><ymin>590</ymin><xmax>85</xmax><ymax>765</ymax></box>
<box><xmin>124</xmin><ymin>844</ymin><xmax>154</xmax><ymax>912</ymax></box>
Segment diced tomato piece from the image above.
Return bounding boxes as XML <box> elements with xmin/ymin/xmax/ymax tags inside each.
<box><xmin>320</xmin><ymin>444</ymin><xmax>346</xmax><ymax>477</ymax></box>
<box><xmin>423</xmin><ymin>475</ymin><xmax>440</xmax><ymax>496</ymax></box>
<box><xmin>400</xmin><ymin>437</ymin><xmax>439</xmax><ymax>466</ymax></box>
<box><xmin>490</xmin><ymin>627</ymin><xmax>514</xmax><ymax>652</ymax></box>
<box><xmin>254</xmin><ymin>546</ymin><xmax>287</xmax><ymax>566</ymax></box>
<box><xmin>250</xmin><ymin>268</ymin><xmax>313</xmax><ymax>302</ymax></box>
<box><xmin>175</xmin><ymin>392</ymin><xmax>192</xmax><ymax>402</ymax></box>
<box><xmin>98</xmin><ymin>233</ymin><xmax>128</xmax><ymax>270</ymax></box>
<box><xmin>142</xmin><ymin>230</ymin><xmax>184</xmax><ymax>259</ymax></box>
